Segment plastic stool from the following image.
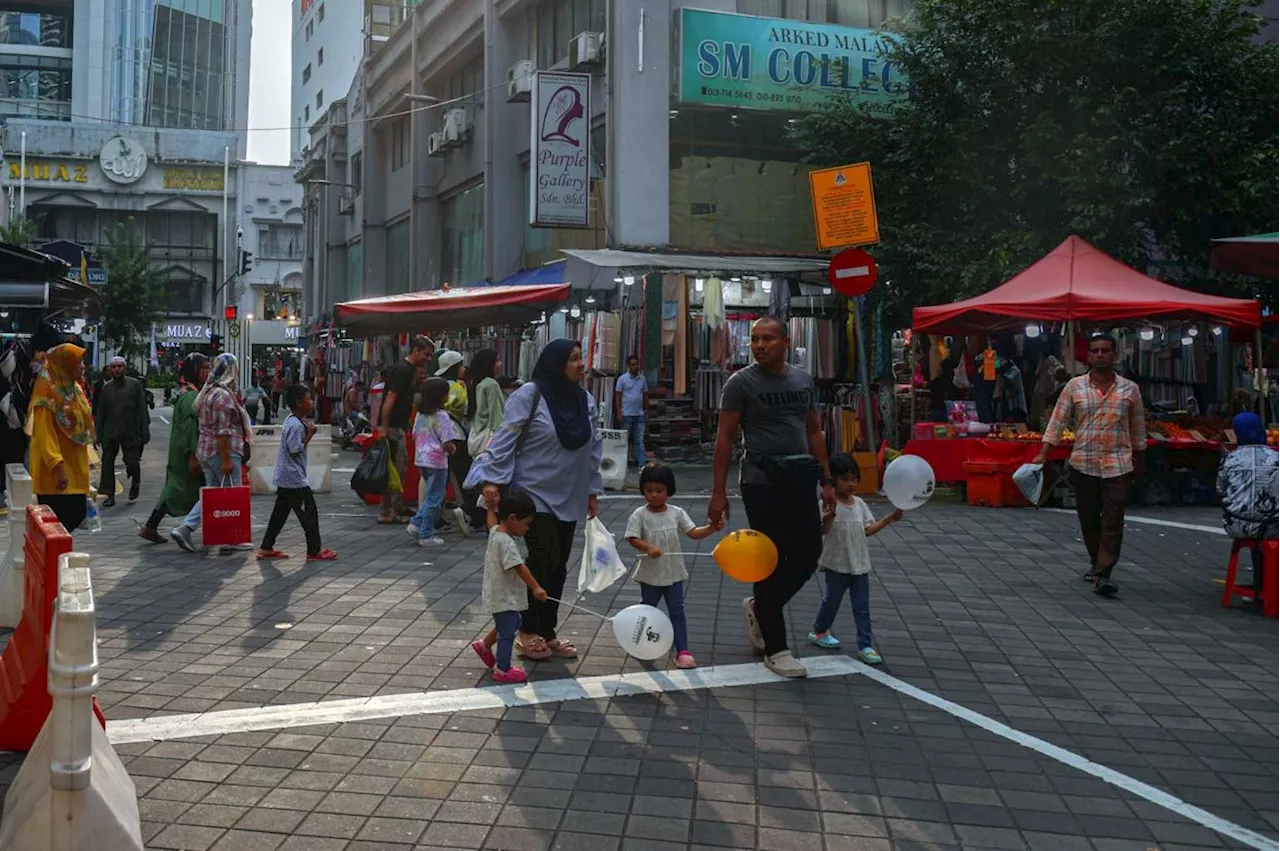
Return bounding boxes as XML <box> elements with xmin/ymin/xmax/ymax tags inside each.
<box><xmin>1222</xmin><ymin>539</ymin><xmax>1279</xmax><ymax>617</ymax></box>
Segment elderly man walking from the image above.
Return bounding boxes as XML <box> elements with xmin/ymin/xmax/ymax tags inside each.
<box><xmin>94</xmin><ymin>356</ymin><xmax>150</xmax><ymax>507</ymax></box>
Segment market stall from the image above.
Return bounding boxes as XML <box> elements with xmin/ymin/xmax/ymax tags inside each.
<box><xmin>906</xmin><ymin>236</ymin><xmax>1263</xmax><ymax>506</ymax></box>
<box><xmin>334</xmin><ymin>283</ymin><xmax>570</xmax><ymax>336</ymax></box>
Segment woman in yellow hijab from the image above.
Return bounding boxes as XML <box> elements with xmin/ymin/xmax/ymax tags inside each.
<box><xmin>28</xmin><ymin>343</ymin><xmax>95</xmax><ymax>531</ymax></box>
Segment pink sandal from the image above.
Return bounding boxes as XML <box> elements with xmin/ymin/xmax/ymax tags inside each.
<box><xmin>546</xmin><ymin>639</ymin><xmax>578</xmax><ymax>659</ymax></box>
<box><xmin>515</xmin><ymin>635</ymin><xmax>552</xmax><ymax>660</ymax></box>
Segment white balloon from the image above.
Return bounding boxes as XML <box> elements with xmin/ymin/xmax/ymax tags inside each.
<box><xmin>883</xmin><ymin>454</ymin><xmax>936</xmax><ymax>511</ymax></box>
<box><xmin>611</xmin><ymin>604</ymin><xmax>674</xmax><ymax>660</ymax></box>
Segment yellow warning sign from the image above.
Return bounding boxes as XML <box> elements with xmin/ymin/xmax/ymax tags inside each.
<box><xmin>808</xmin><ymin>162</ymin><xmax>880</xmax><ymax>251</ymax></box>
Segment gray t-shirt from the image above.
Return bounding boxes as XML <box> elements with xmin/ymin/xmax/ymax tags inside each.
<box><xmin>274</xmin><ymin>415</ymin><xmax>310</xmax><ymax>489</ymax></box>
<box><xmin>720</xmin><ymin>363</ymin><xmax>817</xmax><ymax>486</ymax></box>
<box><xmin>482</xmin><ymin>528</ymin><xmax>528</xmax><ymax>614</ymax></box>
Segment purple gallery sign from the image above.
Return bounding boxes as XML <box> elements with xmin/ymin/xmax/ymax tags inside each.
<box><xmin>529</xmin><ymin>71</ymin><xmax>591</xmax><ymax>228</ymax></box>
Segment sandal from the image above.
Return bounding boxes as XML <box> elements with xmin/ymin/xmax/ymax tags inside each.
<box><xmin>307</xmin><ymin>549</ymin><xmax>339</xmax><ymax>561</ymax></box>
<box><xmin>515</xmin><ymin>635</ymin><xmax>552</xmax><ymax>660</ymax></box>
<box><xmin>256</xmin><ymin>549</ymin><xmax>289</xmax><ymax>560</ymax></box>
<box><xmin>546</xmin><ymin>639</ymin><xmax>578</xmax><ymax>659</ymax></box>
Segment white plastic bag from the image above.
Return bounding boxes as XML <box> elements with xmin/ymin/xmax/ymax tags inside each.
<box><xmin>1013</xmin><ymin>463</ymin><xmax>1045</xmax><ymax>506</ymax></box>
<box><xmin>578</xmin><ymin>517</ymin><xmax>627</xmax><ymax>594</ymax></box>
<box><xmin>952</xmin><ymin>358</ymin><xmax>971</xmax><ymax>390</ymax></box>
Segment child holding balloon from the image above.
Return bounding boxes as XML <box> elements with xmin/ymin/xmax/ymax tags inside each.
<box><xmin>809</xmin><ymin>453</ymin><xmax>902</xmax><ymax>664</ymax></box>
<box><xmin>625</xmin><ymin>464</ymin><xmax>719</xmax><ymax>669</ymax></box>
<box><xmin>472</xmin><ymin>487</ymin><xmax>547</xmax><ymax>683</ymax></box>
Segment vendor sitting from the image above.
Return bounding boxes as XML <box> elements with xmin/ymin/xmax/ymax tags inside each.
<box><xmin>1217</xmin><ymin>412</ymin><xmax>1279</xmax><ymax>610</ymax></box>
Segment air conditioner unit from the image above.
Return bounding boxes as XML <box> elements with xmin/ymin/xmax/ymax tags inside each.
<box><xmin>337</xmin><ymin>194</ymin><xmax>354</xmax><ymax>215</ymax></box>
<box><xmin>506</xmin><ymin>59</ymin><xmax>534</xmax><ymax>103</ymax></box>
<box><xmin>441</xmin><ymin>108</ymin><xmax>472</xmax><ymax>147</ymax></box>
<box><xmin>569</xmin><ymin>31</ymin><xmax>603</xmax><ymax>69</ymax></box>
<box><xmin>426</xmin><ymin>131</ymin><xmax>447</xmax><ymax>157</ymax></box>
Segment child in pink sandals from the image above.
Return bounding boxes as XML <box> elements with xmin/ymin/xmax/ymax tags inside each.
<box><xmin>472</xmin><ymin>487</ymin><xmax>545</xmax><ymax>683</ymax></box>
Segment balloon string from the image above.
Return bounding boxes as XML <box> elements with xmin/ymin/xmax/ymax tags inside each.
<box><xmin>545</xmin><ymin>596</ymin><xmax>613</xmax><ymax>622</ymax></box>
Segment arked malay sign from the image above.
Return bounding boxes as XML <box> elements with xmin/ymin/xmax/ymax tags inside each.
<box><xmin>530</xmin><ymin>71</ymin><xmax>591</xmax><ymax>228</ymax></box>
<box><xmin>678</xmin><ymin>9</ymin><xmax>906</xmax><ymax>116</ymax></box>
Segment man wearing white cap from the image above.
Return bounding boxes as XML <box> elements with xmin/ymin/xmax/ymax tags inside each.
<box><xmin>94</xmin><ymin>356</ymin><xmax>150</xmax><ymax>506</ymax></box>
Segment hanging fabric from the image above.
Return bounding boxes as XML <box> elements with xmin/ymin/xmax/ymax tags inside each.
<box><xmin>704</xmin><ymin>277</ymin><xmax>726</xmax><ymax>330</ymax></box>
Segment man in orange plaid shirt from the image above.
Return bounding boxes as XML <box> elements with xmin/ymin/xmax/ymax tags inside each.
<box><xmin>1035</xmin><ymin>334</ymin><xmax>1145</xmax><ymax>597</ymax></box>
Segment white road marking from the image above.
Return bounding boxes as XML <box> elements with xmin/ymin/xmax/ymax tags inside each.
<box><xmin>331</xmin><ymin>468</ymin><xmax>356</xmax><ymax>474</ymax></box>
<box><xmin>153</xmin><ymin>415</ymin><xmax>170</xmax><ymax>425</ymax></box>
<box><xmin>1045</xmin><ymin>508</ymin><xmax>1225</xmax><ymax>535</ymax></box>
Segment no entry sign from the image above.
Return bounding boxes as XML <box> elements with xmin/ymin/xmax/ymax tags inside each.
<box><xmin>827</xmin><ymin>248</ymin><xmax>878</xmax><ymax>296</ymax></box>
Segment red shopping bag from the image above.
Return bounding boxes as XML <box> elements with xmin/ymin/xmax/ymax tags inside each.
<box><xmin>201</xmin><ymin>483</ymin><xmax>252</xmax><ymax>546</ymax></box>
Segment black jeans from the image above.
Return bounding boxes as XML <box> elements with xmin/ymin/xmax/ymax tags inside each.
<box><xmin>1071</xmin><ymin>469</ymin><xmax>1133</xmax><ymax>579</ymax></box>
<box><xmin>99</xmin><ymin>438</ymin><xmax>142</xmax><ymax>496</ymax></box>
<box><xmin>741</xmin><ymin>482</ymin><xmax>823</xmax><ymax>655</ymax></box>
<box><xmin>520</xmin><ymin>512</ymin><xmax>577</xmax><ymax>640</ymax></box>
<box><xmin>261</xmin><ymin>486</ymin><xmax>322</xmax><ymax>555</ymax></box>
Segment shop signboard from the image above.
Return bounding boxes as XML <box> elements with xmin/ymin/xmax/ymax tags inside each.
<box><xmin>157</xmin><ymin>322</ymin><xmax>212</xmax><ymax>342</ymax></box>
<box><xmin>163</xmin><ymin>168</ymin><xmax>224</xmax><ymax>192</ymax></box>
<box><xmin>529</xmin><ymin>71</ymin><xmax>591</xmax><ymax>228</ymax></box>
<box><xmin>677</xmin><ymin>9</ymin><xmax>906</xmax><ymax>116</ymax></box>
<box><xmin>808</xmin><ymin>162</ymin><xmax>879</xmax><ymax>251</ymax></box>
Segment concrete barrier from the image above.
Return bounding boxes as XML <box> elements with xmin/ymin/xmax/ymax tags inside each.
<box><xmin>249</xmin><ymin>425</ymin><xmax>333</xmax><ymax>495</ymax></box>
<box><xmin>0</xmin><ymin>464</ymin><xmax>34</xmax><ymax>628</ymax></box>
<box><xmin>0</xmin><ymin>552</ymin><xmax>143</xmax><ymax>851</ymax></box>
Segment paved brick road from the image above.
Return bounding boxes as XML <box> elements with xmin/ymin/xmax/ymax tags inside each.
<box><xmin>0</xmin><ymin>437</ymin><xmax>1272</xmax><ymax>851</ymax></box>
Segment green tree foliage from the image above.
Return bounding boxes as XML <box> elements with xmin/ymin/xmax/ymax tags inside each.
<box><xmin>791</xmin><ymin>0</ymin><xmax>1278</xmax><ymax>323</ymax></box>
<box><xmin>98</xmin><ymin>220</ymin><xmax>165</xmax><ymax>361</ymax></box>
<box><xmin>0</xmin><ymin>215</ymin><xmax>34</xmax><ymax>247</ymax></box>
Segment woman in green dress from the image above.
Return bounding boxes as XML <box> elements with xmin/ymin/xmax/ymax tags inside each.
<box><xmin>138</xmin><ymin>354</ymin><xmax>210</xmax><ymax>544</ymax></box>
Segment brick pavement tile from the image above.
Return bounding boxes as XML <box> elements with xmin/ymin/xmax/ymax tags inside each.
<box><xmin>208</xmin><ymin>829</ymin><xmax>286</xmax><ymax>851</ymax></box>
<box><xmin>550</xmin><ymin>832</ymin><xmax>620</xmax><ymax>851</ymax></box>
<box><xmin>178</xmin><ymin>802</ymin><xmax>250</xmax><ymax>829</ymax></box>
<box><xmin>420</xmin><ymin>820</ymin><xmax>490</xmax><ymax>848</ymax></box>
<box><xmin>276</xmin><ymin>838</ymin><xmax>348</xmax><ymax>851</ymax></box>
<box><xmin>756</xmin><ymin>825</ymin><xmax>825</xmax><ymax>851</ymax></box>
<box><xmin>690</xmin><ymin>819</ymin><xmax>757</xmax><ymax>848</ymax></box>
<box><xmin>150</xmin><ymin>824</ymin><xmax>227</xmax><ymax>851</ymax></box>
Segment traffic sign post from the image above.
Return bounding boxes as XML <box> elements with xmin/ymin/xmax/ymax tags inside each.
<box><xmin>826</xmin><ymin>249</ymin><xmax>879</xmax><ymax>451</ymax></box>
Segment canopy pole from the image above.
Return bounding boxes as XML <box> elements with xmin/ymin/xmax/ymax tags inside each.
<box><xmin>852</xmin><ymin>296</ymin><xmax>877</xmax><ymax>451</ymax></box>
<box><xmin>908</xmin><ymin>332</ymin><xmax>917</xmax><ymax>439</ymax></box>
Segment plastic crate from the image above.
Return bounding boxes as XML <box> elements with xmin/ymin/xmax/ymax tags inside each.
<box><xmin>962</xmin><ymin>461</ymin><xmax>1029</xmax><ymax>508</ymax></box>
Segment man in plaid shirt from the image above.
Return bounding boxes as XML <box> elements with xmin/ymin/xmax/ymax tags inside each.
<box><xmin>1035</xmin><ymin>334</ymin><xmax>1145</xmax><ymax>597</ymax></box>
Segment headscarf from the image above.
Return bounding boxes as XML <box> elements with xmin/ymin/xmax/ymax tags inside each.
<box><xmin>196</xmin><ymin>353</ymin><xmax>239</xmax><ymax>413</ymax></box>
<box><xmin>29</xmin><ymin>343</ymin><xmax>94</xmax><ymax>444</ymax></box>
<box><xmin>466</xmin><ymin>348</ymin><xmax>499</xmax><ymax>418</ymax></box>
<box><xmin>531</xmin><ymin>339</ymin><xmax>590</xmax><ymax>451</ymax></box>
<box><xmin>1233</xmin><ymin>412</ymin><xmax>1267</xmax><ymax>447</ymax></box>
<box><xmin>179</xmin><ymin>353</ymin><xmax>209</xmax><ymax>391</ymax></box>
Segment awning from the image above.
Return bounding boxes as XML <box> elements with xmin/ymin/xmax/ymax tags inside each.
<box><xmin>494</xmin><ymin>261</ymin><xmax>566</xmax><ymax>288</ymax></box>
<box><xmin>1210</xmin><ymin>232</ymin><xmax>1277</xmax><ymax>280</ymax></box>
<box><xmin>0</xmin><ymin>243</ymin><xmax>104</xmax><ymax>318</ymax></box>
<box><xmin>559</xmin><ymin>249</ymin><xmax>830</xmax><ymax>290</ymax></box>
<box><xmin>334</xmin><ymin>283</ymin><xmax>569</xmax><ymax>336</ymax></box>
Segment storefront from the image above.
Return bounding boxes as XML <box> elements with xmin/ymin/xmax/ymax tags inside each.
<box><xmin>153</xmin><ymin>320</ymin><xmax>213</xmax><ymax>372</ymax></box>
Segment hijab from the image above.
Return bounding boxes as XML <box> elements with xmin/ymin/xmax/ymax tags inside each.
<box><xmin>179</xmin><ymin>353</ymin><xmax>209</xmax><ymax>391</ymax></box>
<box><xmin>466</xmin><ymin>348</ymin><xmax>499</xmax><ymax>418</ymax></box>
<box><xmin>196</xmin><ymin>353</ymin><xmax>239</xmax><ymax>413</ymax></box>
<box><xmin>29</xmin><ymin>343</ymin><xmax>94</xmax><ymax>444</ymax></box>
<box><xmin>1233</xmin><ymin>412</ymin><xmax>1267</xmax><ymax>447</ymax></box>
<box><xmin>531</xmin><ymin>339</ymin><xmax>591</xmax><ymax>451</ymax></box>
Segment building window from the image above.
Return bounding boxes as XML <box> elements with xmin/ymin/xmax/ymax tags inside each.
<box><xmin>535</xmin><ymin>0</ymin><xmax>605</xmax><ymax>69</ymax></box>
<box><xmin>735</xmin><ymin>0</ymin><xmax>909</xmax><ymax>27</ymax></box>
<box><xmin>262</xmin><ymin>289</ymin><xmax>302</xmax><ymax>321</ymax></box>
<box><xmin>141</xmin><ymin>2</ymin><xmax>231</xmax><ymax>132</ymax></box>
<box><xmin>317</xmin><ymin>3</ymin><xmax>325</xmax><ymax>22</ymax></box>
<box><xmin>0</xmin><ymin>54</ymin><xmax>73</xmax><ymax>121</ymax></box>
<box><xmin>303</xmin><ymin>106</ymin><xmax>309</xmax><ymax>122</ymax></box>
<box><xmin>440</xmin><ymin>183</ymin><xmax>484</xmax><ymax>287</ymax></box>
<box><xmin>258</xmin><ymin>225</ymin><xmax>304</xmax><ymax>260</ymax></box>
<box><xmin>163</xmin><ymin>269</ymin><xmax>207</xmax><ymax>315</ymax></box>
<box><xmin>447</xmin><ymin>55</ymin><xmax>485</xmax><ymax>106</ymax></box>
<box><xmin>317</xmin><ymin>47</ymin><xmax>324</xmax><ymax>66</ymax></box>
<box><xmin>351</xmin><ymin>152</ymin><xmax>363</xmax><ymax>196</ymax></box>
<box><xmin>305</xmin><ymin>19</ymin><xmax>313</xmax><ymax>40</ymax></box>
<box><xmin>315</xmin><ymin>89</ymin><xmax>323</xmax><ymax>108</ymax></box>
<box><xmin>390</xmin><ymin>115</ymin><xmax>409</xmax><ymax>171</ymax></box>
<box><xmin>386</xmin><ymin>220</ymin><xmax>410</xmax><ymax>293</ymax></box>
<box><xmin>301</xmin><ymin>64</ymin><xmax>311</xmax><ymax>83</ymax></box>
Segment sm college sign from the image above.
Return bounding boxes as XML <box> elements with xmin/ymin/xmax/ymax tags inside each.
<box><xmin>678</xmin><ymin>8</ymin><xmax>907</xmax><ymax>116</ymax></box>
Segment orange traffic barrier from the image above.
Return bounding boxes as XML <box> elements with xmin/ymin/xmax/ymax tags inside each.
<box><xmin>0</xmin><ymin>505</ymin><xmax>105</xmax><ymax>752</ymax></box>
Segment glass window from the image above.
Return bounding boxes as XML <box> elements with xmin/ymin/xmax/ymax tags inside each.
<box><xmin>0</xmin><ymin>11</ymin><xmax>73</xmax><ymax>48</ymax></box>
<box><xmin>164</xmin><ymin>269</ymin><xmax>206</xmax><ymax>314</ymax></box>
<box><xmin>316</xmin><ymin>89</ymin><xmax>323</xmax><ymax>108</ymax></box>
<box><xmin>440</xmin><ymin>183</ymin><xmax>483</xmax><ymax>287</ymax></box>
<box><xmin>318</xmin><ymin>3</ymin><xmax>325</xmax><ymax>22</ymax></box>
<box><xmin>385</xmin><ymin>219</ymin><xmax>410</xmax><ymax>293</ymax></box>
<box><xmin>736</xmin><ymin>0</ymin><xmax>899</xmax><ymax>26</ymax></box>
<box><xmin>535</xmin><ymin>0</ymin><xmax>604</xmax><ymax>68</ymax></box>
<box><xmin>351</xmin><ymin>152</ymin><xmax>363</xmax><ymax>196</ymax></box>
<box><xmin>259</xmin><ymin>224</ymin><xmax>304</xmax><ymax>259</ymax></box>
<box><xmin>317</xmin><ymin>47</ymin><xmax>324</xmax><ymax>66</ymax></box>
<box><xmin>302</xmin><ymin>64</ymin><xmax>311</xmax><ymax>83</ymax></box>
<box><xmin>390</xmin><ymin>115</ymin><xmax>409</xmax><ymax>171</ymax></box>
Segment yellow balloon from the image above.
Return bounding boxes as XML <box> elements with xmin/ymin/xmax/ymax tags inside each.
<box><xmin>713</xmin><ymin>529</ymin><xmax>779</xmax><ymax>583</ymax></box>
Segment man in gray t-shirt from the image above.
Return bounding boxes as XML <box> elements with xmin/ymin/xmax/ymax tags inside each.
<box><xmin>709</xmin><ymin>316</ymin><xmax>834</xmax><ymax>680</ymax></box>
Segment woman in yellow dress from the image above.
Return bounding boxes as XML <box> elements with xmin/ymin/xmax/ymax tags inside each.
<box><xmin>28</xmin><ymin>343</ymin><xmax>95</xmax><ymax>532</ymax></box>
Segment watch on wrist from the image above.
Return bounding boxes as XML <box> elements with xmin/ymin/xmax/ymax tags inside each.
<box><xmin>821</xmin><ymin>477</ymin><xmax>836</xmax><ymax>487</ymax></box>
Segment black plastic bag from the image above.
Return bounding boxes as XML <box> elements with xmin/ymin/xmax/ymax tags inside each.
<box><xmin>352</xmin><ymin>437</ymin><xmax>390</xmax><ymax>496</ymax></box>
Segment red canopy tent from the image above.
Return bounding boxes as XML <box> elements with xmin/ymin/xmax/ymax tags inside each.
<box><xmin>334</xmin><ymin>283</ymin><xmax>570</xmax><ymax>336</ymax></box>
<box><xmin>912</xmin><ymin>236</ymin><xmax>1263</xmax><ymax>334</ymax></box>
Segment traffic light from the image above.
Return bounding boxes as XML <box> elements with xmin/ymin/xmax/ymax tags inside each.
<box><xmin>239</xmin><ymin>249</ymin><xmax>253</xmax><ymax>276</ymax></box>
<box><xmin>224</xmin><ymin>304</ymin><xmax>238</xmax><ymax>321</ymax></box>
<box><xmin>210</xmin><ymin>333</ymin><xmax>223</xmax><ymax>354</ymax></box>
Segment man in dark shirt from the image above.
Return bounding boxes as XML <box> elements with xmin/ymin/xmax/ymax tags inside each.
<box><xmin>95</xmin><ymin>356</ymin><xmax>150</xmax><ymax>507</ymax></box>
<box><xmin>379</xmin><ymin>335</ymin><xmax>434</xmax><ymax>522</ymax></box>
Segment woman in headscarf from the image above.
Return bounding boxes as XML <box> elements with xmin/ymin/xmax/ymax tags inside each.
<box><xmin>1217</xmin><ymin>412</ymin><xmax>1279</xmax><ymax>610</ymax></box>
<box><xmin>139</xmin><ymin>353</ymin><xmax>210</xmax><ymax>544</ymax></box>
<box><xmin>435</xmin><ymin>349</ymin><xmax>475</xmax><ymax>534</ymax></box>
<box><xmin>467</xmin><ymin>339</ymin><xmax>603</xmax><ymax>660</ymax></box>
<box><xmin>458</xmin><ymin>348</ymin><xmax>505</xmax><ymax>531</ymax></box>
<box><xmin>170</xmin><ymin>353</ymin><xmax>251</xmax><ymax>552</ymax></box>
<box><xmin>27</xmin><ymin>343</ymin><xmax>95</xmax><ymax>531</ymax></box>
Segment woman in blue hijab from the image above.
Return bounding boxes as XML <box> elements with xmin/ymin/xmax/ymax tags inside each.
<box><xmin>467</xmin><ymin>338</ymin><xmax>603</xmax><ymax>659</ymax></box>
<box><xmin>1217</xmin><ymin>411</ymin><xmax>1278</xmax><ymax>609</ymax></box>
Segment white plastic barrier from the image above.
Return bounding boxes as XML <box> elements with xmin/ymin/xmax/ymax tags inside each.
<box><xmin>599</xmin><ymin>429</ymin><xmax>628</xmax><ymax>491</ymax></box>
<box><xmin>0</xmin><ymin>464</ymin><xmax>34</xmax><ymax>629</ymax></box>
<box><xmin>0</xmin><ymin>552</ymin><xmax>144</xmax><ymax>851</ymax></box>
<box><xmin>248</xmin><ymin>425</ymin><xmax>333</xmax><ymax>495</ymax></box>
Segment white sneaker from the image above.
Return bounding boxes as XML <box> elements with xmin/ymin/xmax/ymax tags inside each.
<box><xmin>765</xmin><ymin>650</ymin><xmax>807</xmax><ymax>679</ymax></box>
<box><xmin>742</xmin><ymin>597</ymin><xmax>765</xmax><ymax>654</ymax></box>
<box><xmin>417</xmin><ymin>536</ymin><xmax>444</xmax><ymax>547</ymax></box>
<box><xmin>405</xmin><ymin>523</ymin><xmax>420</xmax><ymax>537</ymax></box>
<box><xmin>452</xmin><ymin>507</ymin><xmax>471</xmax><ymax>537</ymax></box>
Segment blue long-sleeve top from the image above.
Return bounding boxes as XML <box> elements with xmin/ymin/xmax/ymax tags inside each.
<box><xmin>466</xmin><ymin>382</ymin><xmax>603</xmax><ymax>521</ymax></box>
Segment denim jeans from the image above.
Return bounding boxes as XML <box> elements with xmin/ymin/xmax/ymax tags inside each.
<box><xmin>180</xmin><ymin>454</ymin><xmax>243</xmax><ymax>530</ymax></box>
<box><xmin>412</xmin><ymin>466</ymin><xmax>448</xmax><ymax>538</ymax></box>
<box><xmin>493</xmin><ymin>610</ymin><xmax>522</xmax><ymax>671</ymax></box>
<box><xmin>639</xmin><ymin>581</ymin><xmax>688</xmax><ymax>654</ymax></box>
<box><xmin>622</xmin><ymin>415</ymin><xmax>646</xmax><ymax>467</ymax></box>
<box><xmin>811</xmin><ymin>569</ymin><xmax>874</xmax><ymax>650</ymax></box>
